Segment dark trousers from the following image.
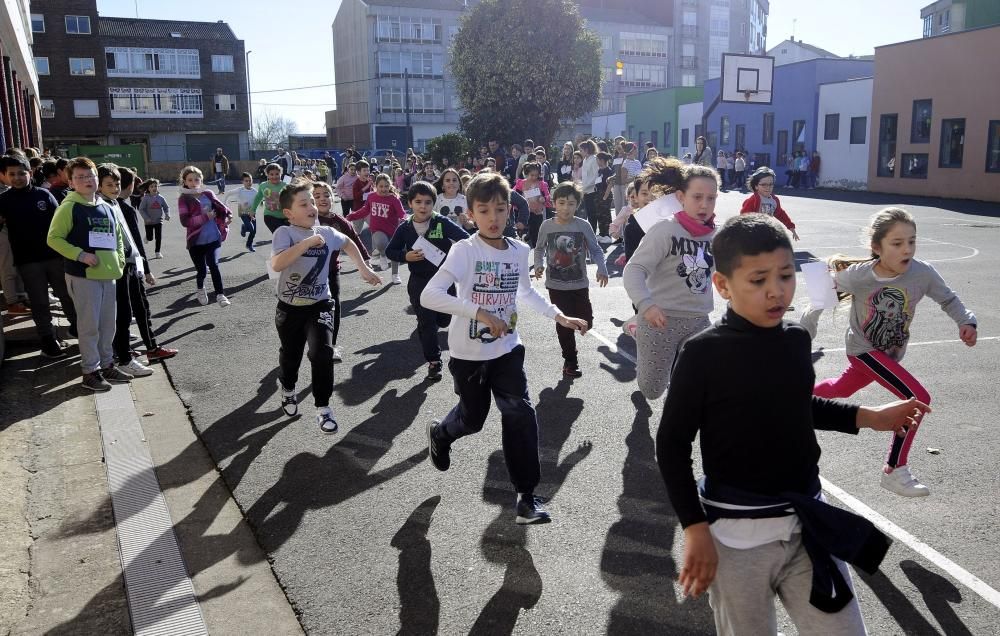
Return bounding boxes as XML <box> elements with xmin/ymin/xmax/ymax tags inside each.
<box><xmin>548</xmin><ymin>287</ymin><xmax>593</xmax><ymax>365</ymax></box>
<box><xmin>584</xmin><ymin>192</ymin><xmax>599</xmax><ymax>234</ymax></box>
<box><xmin>340</xmin><ymin>199</ymin><xmax>353</xmax><ymax>216</ymax></box>
<box><xmin>188</xmin><ymin>241</ymin><xmax>224</xmax><ymax>294</ymax></box>
<box><xmin>264</xmin><ymin>215</ymin><xmax>288</xmax><ymax>234</ymax></box>
<box><xmin>145</xmin><ymin>223</ymin><xmax>162</xmax><ymax>253</ymax></box>
<box><xmin>19</xmin><ymin>257</ymin><xmax>76</xmax><ymax>340</ymax></box>
<box><xmin>214</xmin><ymin>172</ymin><xmax>226</xmax><ymax>193</ymax></box>
<box><xmin>276</xmin><ymin>300</ymin><xmax>335</xmax><ymax>407</ymax></box>
<box><xmin>594</xmin><ymin>199</ymin><xmax>612</xmax><ymax>237</ymax></box>
<box><xmin>435</xmin><ymin>345</ymin><xmax>540</xmax><ymax>493</ymax></box>
<box><xmin>240</xmin><ymin>214</ymin><xmax>257</xmax><ymax>248</ymax></box>
<box><xmin>329</xmin><ymin>270</ymin><xmax>341</xmax><ymax>345</ymax></box>
<box><xmin>407</xmin><ymin>274</ymin><xmax>451</xmax><ymax>363</ymax></box>
<box><xmin>527</xmin><ymin>211</ymin><xmax>547</xmax><ymax>248</ymax></box>
<box><xmin>113</xmin><ymin>265</ymin><xmax>157</xmax><ymax>363</ymax></box>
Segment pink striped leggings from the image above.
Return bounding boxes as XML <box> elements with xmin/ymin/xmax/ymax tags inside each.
<box><xmin>814</xmin><ymin>350</ymin><xmax>931</xmax><ymax>469</ymax></box>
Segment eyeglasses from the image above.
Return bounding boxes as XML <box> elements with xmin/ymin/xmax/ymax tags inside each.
<box><xmin>72</xmin><ymin>174</ymin><xmax>97</xmax><ymax>182</ymax></box>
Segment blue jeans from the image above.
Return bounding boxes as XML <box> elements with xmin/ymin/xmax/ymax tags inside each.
<box><xmin>240</xmin><ymin>214</ymin><xmax>256</xmax><ymax>249</ymax></box>
<box><xmin>214</xmin><ymin>171</ymin><xmax>226</xmax><ymax>193</ymax></box>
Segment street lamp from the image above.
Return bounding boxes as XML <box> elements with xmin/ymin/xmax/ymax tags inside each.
<box><xmin>246</xmin><ymin>50</ymin><xmax>253</xmax><ymax>154</ymax></box>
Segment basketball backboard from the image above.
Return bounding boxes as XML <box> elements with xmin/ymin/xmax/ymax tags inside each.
<box><xmin>721</xmin><ymin>54</ymin><xmax>775</xmax><ymax>104</ymax></box>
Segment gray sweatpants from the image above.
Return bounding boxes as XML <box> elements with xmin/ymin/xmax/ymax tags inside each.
<box><xmin>0</xmin><ymin>225</ymin><xmax>24</xmax><ymax>302</ymax></box>
<box><xmin>635</xmin><ymin>313</ymin><xmax>709</xmax><ymax>400</ymax></box>
<box><xmin>66</xmin><ymin>275</ymin><xmax>117</xmax><ymax>374</ymax></box>
<box><xmin>709</xmin><ymin>533</ymin><xmax>867</xmax><ymax>636</ymax></box>
<box><xmin>372</xmin><ymin>231</ymin><xmax>398</xmax><ymax>275</ymax></box>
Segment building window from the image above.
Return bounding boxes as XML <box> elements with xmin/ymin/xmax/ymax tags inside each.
<box><xmin>922</xmin><ymin>15</ymin><xmax>932</xmax><ymax>37</ymax></box>
<box><xmin>762</xmin><ymin>112</ymin><xmax>774</xmax><ymax>144</ymax></box>
<box><xmin>109</xmin><ymin>87</ymin><xmax>203</xmax><ymax>118</ymax></box>
<box><xmin>73</xmin><ymin>99</ymin><xmax>99</xmax><ymax>117</ymax></box>
<box><xmin>720</xmin><ymin>116</ymin><xmax>730</xmax><ymax>145</ymax></box>
<box><xmin>375</xmin><ymin>15</ymin><xmax>442</xmax><ymax>44</ymax></box>
<box><xmin>65</xmin><ymin>15</ymin><xmax>91</xmax><ymax>34</ymax></box>
<box><xmin>601</xmin><ymin>35</ymin><xmax>613</xmax><ymax>51</ymax></box>
<box><xmin>911</xmin><ymin>99</ymin><xmax>932</xmax><ymax>143</ymax></box>
<box><xmin>987</xmin><ymin>121</ymin><xmax>1000</xmax><ymax>173</ymax></box>
<box><xmin>939</xmin><ymin>118</ymin><xmax>965</xmax><ymax>168</ymax></box>
<box><xmin>31</xmin><ymin>14</ymin><xmax>44</xmax><ymax>33</ymax></box>
<box><xmin>681</xmin><ymin>73</ymin><xmax>696</xmax><ymax>87</ymax></box>
<box><xmin>939</xmin><ymin>9</ymin><xmax>950</xmax><ymax>32</ymax></box>
<box><xmin>850</xmin><ymin>116</ymin><xmax>867</xmax><ymax>145</ymax></box>
<box><xmin>379</xmin><ymin>87</ymin><xmax>404</xmax><ymax>113</ymax></box>
<box><xmin>377</xmin><ymin>52</ymin><xmax>443</xmax><ymax>78</ymax></box>
<box><xmin>69</xmin><ymin>57</ymin><xmax>96</xmax><ymax>76</ymax></box>
<box><xmin>621</xmin><ymin>63</ymin><xmax>666</xmax><ymax>88</ymax></box>
<box><xmin>619</xmin><ymin>32</ymin><xmax>669</xmax><ymax>58</ymax></box>
<box><xmin>40</xmin><ymin>100</ymin><xmax>54</xmax><ymax>118</ymax></box>
<box><xmin>901</xmin><ymin>153</ymin><xmax>928</xmax><ymax>179</ymax></box>
<box><xmin>792</xmin><ymin>120</ymin><xmax>806</xmax><ymax>150</ymax></box>
<box><xmin>408</xmin><ymin>87</ymin><xmax>445</xmax><ymax>114</ymax></box>
<box><xmin>34</xmin><ymin>57</ymin><xmax>50</xmax><ymax>75</ymax></box>
<box><xmin>211</xmin><ymin>55</ymin><xmax>234</xmax><ymax>72</ymax></box>
<box><xmin>681</xmin><ymin>127</ymin><xmax>690</xmax><ymax>148</ymax></box>
<box><xmin>214</xmin><ymin>94</ymin><xmax>237</xmax><ymax>111</ymax></box>
<box><xmin>877</xmin><ymin>113</ymin><xmax>898</xmax><ymax>177</ymax></box>
<box><xmin>735</xmin><ymin>124</ymin><xmax>745</xmax><ymax>150</ymax></box>
<box><xmin>105</xmin><ymin>47</ymin><xmax>200</xmax><ymax>79</ymax></box>
<box><xmin>824</xmin><ymin>114</ymin><xmax>840</xmax><ymax>141</ymax></box>
<box><xmin>777</xmin><ymin>130</ymin><xmax>788</xmax><ymax>166</ymax></box>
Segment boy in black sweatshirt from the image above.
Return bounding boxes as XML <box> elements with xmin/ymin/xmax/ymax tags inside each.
<box><xmin>386</xmin><ymin>181</ymin><xmax>469</xmax><ymax>380</ymax></box>
<box><xmin>656</xmin><ymin>214</ymin><xmax>931</xmax><ymax>635</ymax></box>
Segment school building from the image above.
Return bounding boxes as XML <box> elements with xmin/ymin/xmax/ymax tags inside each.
<box><xmin>816</xmin><ymin>77</ymin><xmax>873</xmax><ymax>190</ymax></box>
<box><xmin>701</xmin><ymin>57</ymin><xmax>873</xmax><ymax>174</ymax></box>
<box><xmin>623</xmin><ymin>86</ymin><xmax>702</xmax><ymax>156</ymax></box>
<box><xmin>1</xmin><ymin>0</ymin><xmax>43</xmax><ymax>152</ymax></box>
<box><xmin>868</xmin><ymin>24</ymin><xmax>1000</xmax><ymax>202</ymax></box>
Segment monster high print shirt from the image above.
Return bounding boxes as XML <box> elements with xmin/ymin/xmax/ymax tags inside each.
<box><xmin>420</xmin><ymin>233</ymin><xmax>559</xmax><ymax>361</ymax></box>
<box><xmin>836</xmin><ymin>259</ymin><xmax>976</xmax><ymax>361</ymax></box>
<box><xmin>533</xmin><ymin>217</ymin><xmax>608</xmax><ymax>291</ymax></box>
<box><xmin>271</xmin><ymin>224</ymin><xmax>347</xmax><ymax>306</ymax></box>
<box><xmin>623</xmin><ymin>215</ymin><xmax>716</xmax><ymax>319</ymax></box>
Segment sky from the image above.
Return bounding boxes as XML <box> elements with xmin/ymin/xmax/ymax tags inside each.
<box><xmin>95</xmin><ymin>0</ymin><xmax>923</xmax><ymax>135</ymax></box>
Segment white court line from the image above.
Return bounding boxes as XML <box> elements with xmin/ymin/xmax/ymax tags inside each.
<box><xmin>585</xmin><ymin>327</ymin><xmax>1000</xmax><ymax>610</ymax></box>
<box><xmin>816</xmin><ymin>336</ymin><xmax>999</xmax><ymax>354</ymax></box>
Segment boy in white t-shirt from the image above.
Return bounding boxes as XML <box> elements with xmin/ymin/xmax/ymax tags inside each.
<box><xmin>420</xmin><ymin>172</ymin><xmax>589</xmax><ymax>524</ymax></box>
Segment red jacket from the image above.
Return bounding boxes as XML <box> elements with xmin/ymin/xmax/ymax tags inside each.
<box><xmin>740</xmin><ymin>192</ymin><xmax>795</xmax><ymax>230</ymax></box>
<box><xmin>351</xmin><ymin>177</ymin><xmax>373</xmax><ymax>211</ymax></box>
<box><xmin>178</xmin><ymin>189</ymin><xmax>232</xmax><ymax>247</ymax></box>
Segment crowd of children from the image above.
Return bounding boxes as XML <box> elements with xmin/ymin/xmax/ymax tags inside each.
<box><xmin>1</xmin><ymin>136</ymin><xmax>980</xmax><ymax>636</ymax></box>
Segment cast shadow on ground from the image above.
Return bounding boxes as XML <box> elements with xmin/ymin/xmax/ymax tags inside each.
<box><xmin>337</xmin><ymin>332</ymin><xmax>431</xmax><ymax>406</ymax></box>
<box><xmin>392</xmin><ymin>495</ymin><xmax>442</xmax><ymax>636</ymax></box>
<box><xmin>858</xmin><ymin>559</ymin><xmax>975</xmax><ymax>636</ymax></box>
<box><xmin>0</xmin><ymin>345</ymin><xmax>91</xmax><ymax>431</ymax></box>
<box><xmin>598</xmin><ymin>319</ymin><xmax>638</xmax><ymax>384</ymax></box>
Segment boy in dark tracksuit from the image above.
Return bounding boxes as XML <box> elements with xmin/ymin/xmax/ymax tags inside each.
<box><xmin>386</xmin><ymin>180</ymin><xmax>469</xmax><ymax>380</ymax></box>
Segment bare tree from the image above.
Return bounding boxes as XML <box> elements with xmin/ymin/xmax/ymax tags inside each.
<box><xmin>251</xmin><ymin>109</ymin><xmax>299</xmax><ymax>151</ymax></box>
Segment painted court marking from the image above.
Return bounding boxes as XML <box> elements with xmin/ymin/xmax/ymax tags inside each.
<box><xmin>585</xmin><ymin>327</ymin><xmax>1000</xmax><ymax>611</ymax></box>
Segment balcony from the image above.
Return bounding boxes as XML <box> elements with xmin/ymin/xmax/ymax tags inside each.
<box><xmin>681</xmin><ymin>0</ymin><xmax>698</xmax><ymax>5</ymax></box>
<box><xmin>681</xmin><ymin>56</ymin><xmax>698</xmax><ymax>70</ymax></box>
<box><xmin>681</xmin><ymin>25</ymin><xmax>698</xmax><ymax>39</ymax></box>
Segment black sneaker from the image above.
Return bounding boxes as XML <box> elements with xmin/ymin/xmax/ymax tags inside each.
<box><xmin>427</xmin><ymin>361</ymin><xmax>443</xmax><ymax>381</ymax></box>
<box><xmin>81</xmin><ymin>371</ymin><xmax>112</xmax><ymax>392</ymax></box>
<box><xmin>102</xmin><ymin>365</ymin><xmax>133</xmax><ymax>383</ymax></box>
<box><xmin>317</xmin><ymin>408</ymin><xmax>338</xmax><ymax>434</ymax></box>
<box><xmin>40</xmin><ymin>338</ymin><xmax>67</xmax><ymax>359</ymax></box>
<box><xmin>562</xmin><ymin>363</ymin><xmax>582</xmax><ymax>378</ymax></box>
<box><xmin>515</xmin><ymin>494</ymin><xmax>551</xmax><ymax>525</ymax></box>
<box><xmin>426</xmin><ymin>419</ymin><xmax>451</xmax><ymax>471</ymax></box>
<box><xmin>67</xmin><ymin>324</ymin><xmax>78</xmax><ymax>339</ymax></box>
<box><xmin>281</xmin><ymin>390</ymin><xmax>298</xmax><ymax>417</ymax></box>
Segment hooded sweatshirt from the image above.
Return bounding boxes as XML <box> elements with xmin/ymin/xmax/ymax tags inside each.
<box><xmin>47</xmin><ymin>191</ymin><xmax>127</xmax><ymax>280</ymax></box>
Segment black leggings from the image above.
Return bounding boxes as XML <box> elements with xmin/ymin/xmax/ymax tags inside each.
<box><xmin>276</xmin><ymin>300</ymin><xmax>335</xmax><ymax>407</ymax></box>
<box><xmin>188</xmin><ymin>241</ymin><xmax>224</xmax><ymax>295</ymax></box>
<box><xmin>340</xmin><ymin>199</ymin><xmax>353</xmax><ymax>216</ymax></box>
<box><xmin>113</xmin><ymin>265</ymin><xmax>158</xmax><ymax>363</ymax></box>
<box><xmin>145</xmin><ymin>223</ymin><xmax>162</xmax><ymax>253</ymax></box>
<box><xmin>264</xmin><ymin>215</ymin><xmax>288</xmax><ymax>234</ymax></box>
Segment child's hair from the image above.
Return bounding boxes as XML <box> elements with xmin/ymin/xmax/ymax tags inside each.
<box><xmin>66</xmin><ymin>156</ymin><xmax>96</xmax><ymax>176</ymax></box>
<box><xmin>312</xmin><ymin>180</ymin><xmax>333</xmax><ymax>195</ymax></box>
<box><xmin>144</xmin><ymin>178</ymin><xmax>160</xmax><ymax>189</ymax></box>
<box><xmin>596</xmin><ymin>151</ymin><xmax>612</xmax><ymax>164</ymax></box>
<box><xmin>347</xmin><ymin>162</ymin><xmax>356</xmax><ymax>170</ymax></box>
<box><xmin>356</xmin><ymin>160</ymin><xmax>370</xmax><ymax>171</ymax></box>
<box><xmin>551</xmin><ymin>181</ymin><xmax>582</xmax><ymax>204</ymax></box>
<box><xmin>278</xmin><ymin>178</ymin><xmax>314</xmax><ymax>210</ymax></box>
<box><xmin>1</xmin><ymin>155</ymin><xmax>30</xmax><ymax>172</ymax></box>
<box><xmin>683</xmin><ymin>164</ymin><xmax>721</xmax><ymax>190</ymax></box>
<box><xmin>118</xmin><ymin>166</ymin><xmax>137</xmax><ymax>189</ymax></box>
<box><xmin>465</xmin><ymin>171</ymin><xmax>510</xmax><ymax>206</ymax></box>
<box><xmin>240</xmin><ymin>171</ymin><xmax>253</xmax><ymax>180</ymax></box>
<box><xmin>98</xmin><ymin>163</ymin><xmax>121</xmax><ymax>183</ymax></box>
<box><xmin>639</xmin><ymin>157</ymin><xmax>684</xmax><ymax>196</ymax></box>
<box><xmin>408</xmin><ymin>180</ymin><xmax>438</xmax><ymax>205</ymax></box>
<box><xmin>521</xmin><ymin>161</ymin><xmax>541</xmax><ymax>177</ymax></box>
<box><xmin>460</xmin><ymin>174</ymin><xmax>472</xmax><ymax>188</ymax></box>
<box><xmin>579</xmin><ymin>139</ymin><xmax>597</xmax><ymax>155</ymax></box>
<box><xmin>373</xmin><ymin>172</ymin><xmax>398</xmax><ymax>196</ymax></box>
<box><xmin>265</xmin><ymin>163</ymin><xmax>282</xmax><ymax>174</ymax></box>
<box><xmin>572</xmin><ymin>150</ymin><xmax>583</xmax><ymax>165</ymax></box>
<box><xmin>829</xmin><ymin>207</ymin><xmax>917</xmax><ymax>272</ymax></box>
<box><xmin>180</xmin><ymin>165</ymin><xmax>203</xmax><ymax>183</ymax></box>
<box><xmin>713</xmin><ymin>214</ymin><xmax>793</xmax><ymax>277</ymax></box>
<box><xmin>626</xmin><ymin>181</ymin><xmax>636</xmax><ymax>198</ymax></box>
<box><xmin>434</xmin><ymin>168</ymin><xmax>463</xmax><ymax>195</ymax></box>
<box><xmin>747</xmin><ymin>166</ymin><xmax>776</xmax><ymax>191</ymax></box>
<box><xmin>39</xmin><ymin>160</ymin><xmax>60</xmax><ymax>178</ymax></box>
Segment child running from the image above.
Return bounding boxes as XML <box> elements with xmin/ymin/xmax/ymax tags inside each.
<box><xmin>421</xmin><ymin>172</ymin><xmax>589</xmax><ymax>524</ymax></box>
<box><xmin>270</xmin><ymin>179</ymin><xmax>381</xmax><ymax>433</ymax></box>
<box><xmin>433</xmin><ymin>168</ymin><xmax>468</xmax><ymax>228</ymax></box>
<box><xmin>137</xmin><ymin>179</ymin><xmax>169</xmax><ymax>258</ymax></box>
<box><xmin>533</xmin><ymin>181</ymin><xmax>608</xmax><ymax>378</ymax></box>
<box><xmin>385</xmin><ymin>180</ymin><xmax>469</xmax><ymax>380</ymax></box>
<box><xmin>513</xmin><ymin>161</ymin><xmax>552</xmax><ymax>249</ymax></box>
<box><xmin>741</xmin><ymin>167</ymin><xmax>799</xmax><ymax>241</ymax></box>
<box><xmin>314</xmin><ymin>180</ymin><xmax>369</xmax><ymax>362</ymax></box>
<box><xmin>251</xmin><ymin>163</ymin><xmax>287</xmax><ymax>234</ymax></box>
<box><xmin>178</xmin><ymin>166</ymin><xmax>233</xmax><ymax>307</ymax></box>
<box><xmin>623</xmin><ymin>162</ymin><xmax>719</xmax><ymax>400</ymax></box>
<box><xmin>346</xmin><ymin>172</ymin><xmax>407</xmax><ymax>284</ymax></box>
<box><xmin>658</xmin><ymin>213</ymin><xmax>930</xmax><ymax>636</ymax></box>
<box><xmin>813</xmin><ymin>207</ymin><xmax>977</xmax><ymax>496</ymax></box>
<box><xmin>227</xmin><ymin>172</ymin><xmax>258</xmax><ymax>252</ymax></box>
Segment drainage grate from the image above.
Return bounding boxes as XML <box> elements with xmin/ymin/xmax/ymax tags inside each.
<box><xmin>96</xmin><ymin>386</ymin><xmax>208</xmax><ymax>636</ymax></box>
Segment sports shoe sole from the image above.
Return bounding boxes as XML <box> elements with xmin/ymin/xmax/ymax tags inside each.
<box><xmin>515</xmin><ymin>512</ymin><xmax>552</xmax><ymax>525</ymax></box>
<box><xmin>427</xmin><ymin>419</ymin><xmax>449</xmax><ymax>471</ymax></box>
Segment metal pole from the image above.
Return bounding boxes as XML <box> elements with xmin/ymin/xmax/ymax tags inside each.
<box><xmin>404</xmin><ymin>68</ymin><xmax>411</xmax><ymax>151</ymax></box>
<box><xmin>246</xmin><ymin>50</ymin><xmax>253</xmax><ymax>155</ymax></box>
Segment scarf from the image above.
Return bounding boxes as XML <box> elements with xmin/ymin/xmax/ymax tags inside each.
<box><xmin>674</xmin><ymin>211</ymin><xmax>716</xmax><ymax>237</ymax></box>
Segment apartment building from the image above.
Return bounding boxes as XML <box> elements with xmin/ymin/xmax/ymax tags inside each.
<box><xmin>920</xmin><ymin>0</ymin><xmax>1000</xmax><ymax>37</ymax></box>
<box><xmin>1</xmin><ymin>0</ymin><xmax>43</xmax><ymax>151</ymax></box>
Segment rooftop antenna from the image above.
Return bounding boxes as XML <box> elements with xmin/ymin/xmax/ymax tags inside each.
<box><xmin>792</xmin><ymin>18</ymin><xmax>796</xmax><ymax>41</ymax></box>
<box><xmin>134</xmin><ymin>0</ymin><xmax>139</xmax><ymax>17</ymax></box>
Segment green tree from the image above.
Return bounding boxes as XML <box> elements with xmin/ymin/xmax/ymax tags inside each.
<box><xmin>425</xmin><ymin>132</ymin><xmax>472</xmax><ymax>167</ymax></box>
<box><xmin>451</xmin><ymin>0</ymin><xmax>601</xmax><ymax>148</ymax></box>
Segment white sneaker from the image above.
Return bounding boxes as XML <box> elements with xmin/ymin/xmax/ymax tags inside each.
<box><xmin>880</xmin><ymin>465</ymin><xmax>930</xmax><ymax>497</ymax></box>
<box><xmin>391</xmin><ymin>274</ymin><xmax>402</xmax><ymax>285</ymax></box>
<box><xmin>380</xmin><ymin>255</ymin><xmax>388</xmax><ymax>271</ymax></box>
<box><xmin>332</xmin><ymin>346</ymin><xmax>342</xmax><ymax>362</ymax></box>
<box><xmin>597</xmin><ymin>235</ymin><xmax>614</xmax><ymax>245</ymax></box>
<box><xmin>154</xmin><ymin>252</ymin><xmax>163</xmax><ymax>259</ymax></box>
<box><xmin>196</xmin><ymin>288</ymin><xmax>209</xmax><ymax>305</ymax></box>
<box><xmin>120</xmin><ymin>358</ymin><xmax>154</xmax><ymax>377</ymax></box>
<box><xmin>217</xmin><ymin>294</ymin><xmax>231</xmax><ymax>307</ymax></box>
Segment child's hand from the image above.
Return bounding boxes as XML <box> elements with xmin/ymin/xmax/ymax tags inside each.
<box><xmin>856</xmin><ymin>397</ymin><xmax>932</xmax><ymax>437</ymax></box>
<box><xmin>476</xmin><ymin>309</ymin><xmax>508</xmax><ymax>339</ymax></box>
<box><xmin>596</xmin><ymin>273</ymin><xmax>608</xmax><ymax>287</ymax></box>
<box><xmin>959</xmin><ymin>324</ymin><xmax>977</xmax><ymax>347</ymax></box>
<box><xmin>555</xmin><ymin>313</ymin><xmax>589</xmax><ymax>334</ymax></box>
<box><xmin>615</xmin><ymin>253</ymin><xmax>627</xmax><ymax>268</ymax></box>
<box><xmin>516</xmin><ymin>222</ymin><xmax>526</xmax><ymax>231</ymax></box>
<box><xmin>79</xmin><ymin>252</ymin><xmax>99</xmax><ymax>267</ymax></box>
<box><xmin>405</xmin><ymin>249</ymin><xmax>425</xmax><ymax>262</ymax></box>
<box><xmin>679</xmin><ymin>523</ymin><xmax>717</xmax><ymax>599</ymax></box>
<box><xmin>361</xmin><ymin>268</ymin><xmax>382</xmax><ymax>286</ymax></box>
<box><xmin>642</xmin><ymin>305</ymin><xmax>669</xmax><ymax>329</ymax></box>
<box><xmin>144</xmin><ymin>273</ymin><xmax>156</xmax><ymax>286</ymax></box>
<box><xmin>308</xmin><ymin>234</ymin><xmax>326</xmax><ymax>248</ymax></box>
<box><xmin>792</xmin><ymin>229</ymin><xmax>800</xmax><ymax>241</ymax></box>
<box><xmin>533</xmin><ymin>267</ymin><xmax>545</xmax><ymax>280</ymax></box>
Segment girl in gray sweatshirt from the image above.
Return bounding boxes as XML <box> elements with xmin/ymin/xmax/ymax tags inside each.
<box><xmin>623</xmin><ymin>161</ymin><xmax>720</xmax><ymax>400</ymax></box>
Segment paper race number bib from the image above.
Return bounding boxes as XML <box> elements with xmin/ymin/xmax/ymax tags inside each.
<box><xmin>89</xmin><ymin>230</ymin><xmax>116</xmax><ymax>250</ymax></box>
